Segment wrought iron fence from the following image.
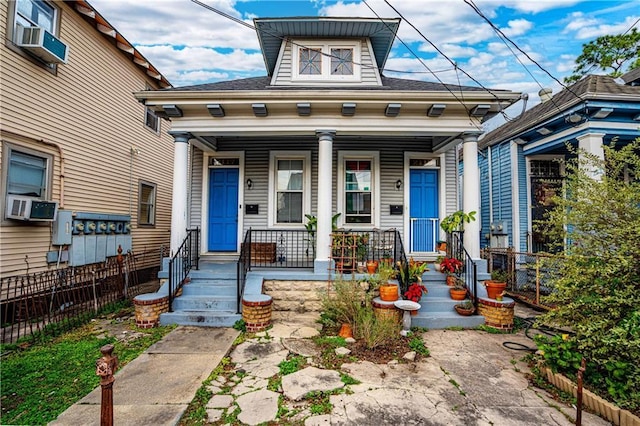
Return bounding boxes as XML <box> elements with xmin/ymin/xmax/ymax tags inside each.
<box><xmin>237</xmin><ymin>230</ymin><xmax>251</xmax><ymax>313</ymax></box>
<box><xmin>240</xmin><ymin>229</ymin><xmax>316</xmax><ymax>269</ymax></box>
<box><xmin>482</xmin><ymin>247</ymin><xmax>558</xmax><ymax>308</ymax></box>
<box><xmin>0</xmin><ymin>247</ymin><xmax>166</xmax><ymax>344</ymax></box>
<box><xmin>168</xmin><ymin>228</ymin><xmax>200</xmax><ymax>312</ymax></box>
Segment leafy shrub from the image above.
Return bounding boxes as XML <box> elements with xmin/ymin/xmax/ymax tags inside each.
<box><xmin>535</xmin><ymin>139</ymin><xmax>640</xmax><ymax>411</ymax></box>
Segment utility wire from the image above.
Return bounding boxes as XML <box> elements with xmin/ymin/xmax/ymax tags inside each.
<box><xmin>464</xmin><ymin>0</ymin><xmax>584</xmax><ymax>104</ymax></box>
<box><xmin>382</xmin><ymin>0</ymin><xmax>515</xmax><ymax>112</ymax></box>
<box><xmin>362</xmin><ymin>0</ymin><xmax>482</xmax><ymax>129</ymax></box>
<box><xmin>622</xmin><ymin>16</ymin><xmax>640</xmax><ymax>35</ymax></box>
<box><xmin>191</xmin><ymin>0</ymin><xmax>452</xmax><ymax>76</ymax></box>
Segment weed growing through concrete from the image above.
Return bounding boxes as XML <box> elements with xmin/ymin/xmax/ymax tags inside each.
<box><xmin>408</xmin><ymin>336</ymin><xmax>430</xmax><ymax>357</ymax></box>
<box><xmin>278</xmin><ymin>355</ymin><xmax>307</xmax><ymax>375</ymax></box>
<box><xmin>340</xmin><ymin>372</ymin><xmax>361</xmax><ymax>386</ymax></box>
<box><xmin>306</xmin><ymin>391</ymin><xmax>333</xmax><ymax>415</ymax></box>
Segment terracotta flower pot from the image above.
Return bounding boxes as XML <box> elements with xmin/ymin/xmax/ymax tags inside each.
<box><xmin>338</xmin><ymin>323</ymin><xmax>353</xmax><ymax>338</ymax></box>
<box><xmin>455</xmin><ymin>305</ymin><xmax>474</xmax><ymax>316</ymax></box>
<box><xmin>366</xmin><ymin>260</ymin><xmax>378</xmax><ymax>274</ymax></box>
<box><xmin>450</xmin><ymin>288</ymin><xmax>467</xmax><ymax>300</ymax></box>
<box><xmin>379</xmin><ymin>284</ymin><xmax>399</xmax><ymax>301</ymax></box>
<box><xmin>446</xmin><ymin>275</ymin><xmax>456</xmax><ymax>286</ymax></box>
<box><xmin>484</xmin><ymin>281</ymin><xmax>507</xmax><ymax>299</ymax></box>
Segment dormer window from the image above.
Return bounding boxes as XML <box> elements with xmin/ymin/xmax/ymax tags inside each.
<box><xmin>292</xmin><ymin>40</ymin><xmax>361</xmax><ymax>82</ymax></box>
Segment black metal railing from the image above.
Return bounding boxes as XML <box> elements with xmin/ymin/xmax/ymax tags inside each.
<box><xmin>168</xmin><ymin>228</ymin><xmax>200</xmax><ymax>312</ymax></box>
<box><xmin>0</xmin><ymin>247</ymin><xmax>167</xmax><ymax>344</ymax></box>
<box><xmin>237</xmin><ymin>230</ymin><xmax>251</xmax><ymax>313</ymax></box>
<box><xmin>450</xmin><ymin>232</ymin><xmax>478</xmax><ymax>312</ymax></box>
<box><xmin>241</xmin><ymin>229</ymin><xmax>316</xmax><ymax>269</ymax></box>
<box><xmin>393</xmin><ymin>229</ymin><xmax>410</xmax><ymax>295</ymax></box>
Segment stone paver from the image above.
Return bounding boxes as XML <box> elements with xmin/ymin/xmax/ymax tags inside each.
<box><xmin>236</xmin><ymin>389</ymin><xmax>279</xmax><ymax>425</ymax></box>
<box><xmin>206</xmin><ymin>394</ymin><xmax>234</xmax><ymax>409</ymax></box>
<box><xmin>281</xmin><ymin>366</ymin><xmax>345</xmax><ymax>401</ymax></box>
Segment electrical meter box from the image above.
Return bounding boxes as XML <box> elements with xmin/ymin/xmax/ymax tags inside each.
<box><xmin>52</xmin><ymin>210</ymin><xmax>73</xmax><ymax>245</ymax></box>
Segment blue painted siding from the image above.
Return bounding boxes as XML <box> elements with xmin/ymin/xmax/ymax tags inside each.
<box><xmin>479</xmin><ymin>152</ymin><xmax>490</xmax><ymax>249</ymax></box>
<box><xmin>490</xmin><ymin>143</ymin><xmax>513</xmax><ymax>246</ymax></box>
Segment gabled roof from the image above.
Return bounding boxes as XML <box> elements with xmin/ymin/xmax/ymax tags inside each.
<box><xmin>67</xmin><ymin>0</ymin><xmax>171</xmax><ymax>88</ymax></box>
<box><xmin>479</xmin><ymin>72</ymin><xmax>640</xmax><ymax>149</ymax></box>
<box><xmin>165</xmin><ymin>75</ymin><xmax>490</xmax><ymax>92</ymax></box>
<box><xmin>254</xmin><ymin>17</ymin><xmax>400</xmax><ymax>77</ymax></box>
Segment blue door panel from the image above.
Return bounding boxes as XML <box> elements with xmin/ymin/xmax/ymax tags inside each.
<box><xmin>208</xmin><ymin>168</ymin><xmax>239</xmax><ymax>251</ymax></box>
<box><xmin>409</xmin><ymin>169</ymin><xmax>438</xmax><ymax>252</ymax></box>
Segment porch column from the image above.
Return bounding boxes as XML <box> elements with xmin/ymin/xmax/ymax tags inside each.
<box><xmin>169</xmin><ymin>132</ymin><xmax>191</xmax><ymax>254</ymax></box>
<box><xmin>315</xmin><ymin>130</ymin><xmax>335</xmax><ymax>273</ymax></box>
<box><xmin>577</xmin><ymin>132</ymin><xmax>605</xmax><ymax>180</ymax></box>
<box><xmin>462</xmin><ymin>132</ymin><xmax>482</xmax><ymax>258</ymax></box>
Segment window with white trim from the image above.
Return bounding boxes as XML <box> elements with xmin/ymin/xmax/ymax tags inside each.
<box><xmin>269</xmin><ymin>151</ymin><xmax>311</xmax><ymax>226</ymax></box>
<box><xmin>14</xmin><ymin>0</ymin><xmax>57</xmax><ymax>36</ymax></box>
<box><xmin>138</xmin><ymin>181</ymin><xmax>156</xmax><ymax>226</ymax></box>
<box><xmin>338</xmin><ymin>152</ymin><xmax>379</xmax><ymax>226</ymax></box>
<box><xmin>292</xmin><ymin>40</ymin><xmax>360</xmax><ymax>82</ymax></box>
<box><xmin>4</xmin><ymin>145</ymin><xmax>51</xmax><ymax>199</ymax></box>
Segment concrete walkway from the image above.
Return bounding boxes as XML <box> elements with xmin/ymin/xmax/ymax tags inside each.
<box><xmin>50</xmin><ymin>327</ymin><xmax>239</xmax><ymax>426</ymax></box>
<box><xmin>51</xmin><ymin>320</ymin><xmax>611</xmax><ymax>426</ymax></box>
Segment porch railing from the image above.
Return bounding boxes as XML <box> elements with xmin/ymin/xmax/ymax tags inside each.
<box><xmin>240</xmin><ymin>229</ymin><xmax>315</xmax><ymax>269</ymax></box>
<box><xmin>168</xmin><ymin>228</ymin><xmax>200</xmax><ymax>312</ymax></box>
<box><xmin>450</xmin><ymin>232</ymin><xmax>478</xmax><ymax>312</ymax></box>
<box><xmin>236</xmin><ymin>230</ymin><xmax>251</xmax><ymax>313</ymax></box>
<box><xmin>393</xmin><ymin>229</ymin><xmax>410</xmax><ymax>295</ymax></box>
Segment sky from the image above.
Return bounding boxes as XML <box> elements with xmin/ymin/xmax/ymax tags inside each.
<box><xmin>89</xmin><ymin>0</ymin><xmax>640</xmax><ymax>129</ymax></box>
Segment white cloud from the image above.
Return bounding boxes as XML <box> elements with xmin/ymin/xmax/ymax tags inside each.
<box><xmin>501</xmin><ymin>19</ymin><xmax>533</xmax><ymax>36</ymax></box>
<box><xmin>556</xmin><ymin>54</ymin><xmax>576</xmax><ymax>73</ymax></box>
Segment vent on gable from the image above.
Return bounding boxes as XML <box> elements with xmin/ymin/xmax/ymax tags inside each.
<box><xmin>16</xmin><ymin>24</ymin><xmax>69</xmax><ymax>64</ymax></box>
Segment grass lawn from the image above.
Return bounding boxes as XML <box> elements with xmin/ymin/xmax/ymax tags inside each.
<box><xmin>0</xmin><ymin>304</ymin><xmax>174</xmax><ymax>426</ymax></box>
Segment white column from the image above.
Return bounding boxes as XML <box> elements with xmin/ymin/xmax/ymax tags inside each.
<box><xmin>169</xmin><ymin>132</ymin><xmax>191</xmax><ymax>254</ymax></box>
<box><xmin>577</xmin><ymin>132</ymin><xmax>605</xmax><ymax>180</ymax></box>
<box><xmin>462</xmin><ymin>132</ymin><xmax>482</xmax><ymax>258</ymax></box>
<box><xmin>315</xmin><ymin>130</ymin><xmax>335</xmax><ymax>273</ymax></box>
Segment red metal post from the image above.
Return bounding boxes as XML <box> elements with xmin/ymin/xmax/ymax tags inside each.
<box><xmin>96</xmin><ymin>344</ymin><xmax>118</xmax><ymax>426</ymax></box>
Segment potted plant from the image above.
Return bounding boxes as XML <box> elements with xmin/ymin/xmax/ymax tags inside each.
<box><xmin>484</xmin><ymin>269</ymin><xmax>508</xmax><ymax>300</ymax></box>
<box><xmin>449</xmin><ymin>278</ymin><xmax>467</xmax><ymax>300</ymax></box>
<box><xmin>454</xmin><ymin>300</ymin><xmax>475</xmax><ymax>316</ymax></box>
<box><xmin>404</xmin><ymin>282</ymin><xmax>428</xmax><ymax>302</ymax></box>
<box><xmin>434</xmin><ymin>255</ymin><xmax>444</xmax><ymax>272</ymax></box>
<box><xmin>397</xmin><ymin>257</ymin><xmax>428</xmax><ymax>286</ymax></box>
<box><xmin>379</xmin><ymin>249</ymin><xmax>393</xmax><ymax>266</ymax></box>
<box><xmin>375</xmin><ymin>261</ymin><xmax>398</xmax><ymax>301</ymax></box>
<box><xmin>440</xmin><ymin>257</ymin><xmax>462</xmax><ymax>285</ymax></box>
<box><xmin>440</xmin><ymin>210</ymin><xmax>477</xmax><ymax>234</ymax></box>
<box><xmin>356</xmin><ymin>234</ymin><xmax>370</xmax><ymax>273</ymax></box>
<box><xmin>436</xmin><ymin>240</ymin><xmax>447</xmax><ymax>252</ymax></box>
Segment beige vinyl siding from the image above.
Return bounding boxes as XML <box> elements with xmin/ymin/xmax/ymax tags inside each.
<box><xmin>273</xmin><ymin>39</ymin><xmax>380</xmax><ymax>86</ymax></box>
<box><xmin>0</xmin><ymin>2</ymin><xmax>173</xmax><ymax>276</ymax></box>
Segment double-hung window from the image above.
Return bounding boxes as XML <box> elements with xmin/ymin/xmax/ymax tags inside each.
<box><xmin>269</xmin><ymin>152</ymin><xmax>310</xmax><ymax>227</ymax></box>
<box><xmin>14</xmin><ymin>0</ymin><xmax>56</xmax><ymax>35</ymax></box>
<box><xmin>338</xmin><ymin>152</ymin><xmax>379</xmax><ymax>227</ymax></box>
<box><xmin>5</xmin><ymin>146</ymin><xmax>51</xmax><ymax>199</ymax></box>
<box><xmin>138</xmin><ymin>181</ymin><xmax>156</xmax><ymax>226</ymax></box>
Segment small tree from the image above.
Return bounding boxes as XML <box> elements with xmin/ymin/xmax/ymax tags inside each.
<box><xmin>565</xmin><ymin>28</ymin><xmax>640</xmax><ymax>83</ymax></box>
<box><xmin>536</xmin><ymin>139</ymin><xmax>640</xmax><ymax>411</ymax></box>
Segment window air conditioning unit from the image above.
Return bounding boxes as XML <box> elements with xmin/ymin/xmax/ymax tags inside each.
<box><xmin>16</xmin><ymin>24</ymin><xmax>68</xmax><ymax>64</ymax></box>
<box><xmin>6</xmin><ymin>195</ymin><xmax>58</xmax><ymax>221</ymax></box>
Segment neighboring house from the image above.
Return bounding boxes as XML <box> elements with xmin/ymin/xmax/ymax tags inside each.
<box><xmin>477</xmin><ymin>70</ymin><xmax>640</xmax><ymax>253</ymax></box>
<box><xmin>1</xmin><ymin>0</ymin><xmax>174</xmax><ymax>278</ymax></box>
<box><xmin>136</xmin><ymin>16</ymin><xmax>521</xmax><ymax>272</ymax></box>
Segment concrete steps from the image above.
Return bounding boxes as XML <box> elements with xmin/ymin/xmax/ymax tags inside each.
<box><xmin>410</xmin><ymin>265</ymin><xmax>485</xmax><ymax>329</ymax></box>
<box><xmin>159</xmin><ymin>262</ymin><xmax>241</xmax><ymax>327</ymax></box>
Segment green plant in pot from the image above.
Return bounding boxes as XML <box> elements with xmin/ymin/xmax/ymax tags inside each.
<box><xmin>454</xmin><ymin>300</ymin><xmax>475</xmax><ymax>316</ymax></box>
<box><xmin>449</xmin><ymin>277</ymin><xmax>467</xmax><ymax>300</ymax></box>
<box><xmin>485</xmin><ymin>269</ymin><xmax>508</xmax><ymax>300</ymax></box>
<box><xmin>440</xmin><ymin>210</ymin><xmax>477</xmax><ymax>234</ymax></box>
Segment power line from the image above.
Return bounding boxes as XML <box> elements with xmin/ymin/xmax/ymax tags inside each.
<box><xmin>622</xmin><ymin>16</ymin><xmax>640</xmax><ymax>35</ymax></box>
<box><xmin>382</xmin><ymin>0</ymin><xmax>514</xmax><ymax>112</ymax></box>
<box><xmin>464</xmin><ymin>0</ymin><xmax>584</xmax><ymax>104</ymax></box>
<box><xmin>362</xmin><ymin>0</ymin><xmax>481</xmax><ymax>128</ymax></box>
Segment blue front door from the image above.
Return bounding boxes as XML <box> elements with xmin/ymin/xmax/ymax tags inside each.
<box><xmin>208</xmin><ymin>168</ymin><xmax>239</xmax><ymax>251</ymax></box>
<box><xmin>409</xmin><ymin>169</ymin><xmax>439</xmax><ymax>252</ymax></box>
